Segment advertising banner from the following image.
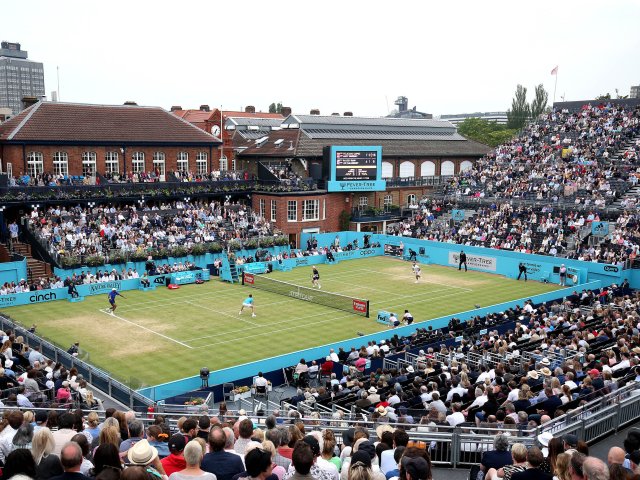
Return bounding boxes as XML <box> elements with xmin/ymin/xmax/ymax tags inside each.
<box><xmin>448</xmin><ymin>251</ymin><xmax>496</xmax><ymax>272</ymax></box>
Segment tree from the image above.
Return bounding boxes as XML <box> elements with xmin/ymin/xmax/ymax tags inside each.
<box><xmin>530</xmin><ymin>84</ymin><xmax>549</xmax><ymax>118</ymax></box>
<box><xmin>506</xmin><ymin>85</ymin><xmax>530</xmax><ymax>130</ymax></box>
<box><xmin>595</xmin><ymin>93</ymin><xmax>611</xmax><ymax>101</ymax></box>
<box><xmin>457</xmin><ymin>117</ymin><xmax>518</xmax><ymax>147</ymax></box>
<box><xmin>268</xmin><ymin>102</ymin><xmax>283</xmax><ymax>113</ymax></box>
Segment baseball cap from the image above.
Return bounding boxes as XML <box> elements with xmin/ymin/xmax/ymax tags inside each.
<box><xmin>303</xmin><ymin>435</ymin><xmax>320</xmax><ymax>456</ymax></box>
<box><xmin>588</xmin><ymin>368</ymin><xmax>600</xmax><ymax>376</ymax></box>
<box><xmin>356</xmin><ymin>440</ymin><xmax>376</xmax><ymax>461</ymax></box>
<box><xmin>563</xmin><ymin>434</ymin><xmax>578</xmax><ymax>448</ymax></box>
<box><xmin>168</xmin><ymin>434</ymin><xmax>186</xmax><ymax>452</ymax></box>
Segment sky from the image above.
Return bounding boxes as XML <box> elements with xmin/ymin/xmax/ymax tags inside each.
<box><xmin>3</xmin><ymin>0</ymin><xmax>640</xmax><ymax>117</ymax></box>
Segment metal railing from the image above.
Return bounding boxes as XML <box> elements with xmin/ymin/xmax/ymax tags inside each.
<box><xmin>0</xmin><ymin>314</ymin><xmax>153</xmax><ymax>411</ymax></box>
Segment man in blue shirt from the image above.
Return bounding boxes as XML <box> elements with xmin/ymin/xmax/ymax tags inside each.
<box><xmin>201</xmin><ymin>427</ymin><xmax>244</xmax><ymax>480</ymax></box>
<box><xmin>239</xmin><ymin>294</ymin><xmax>256</xmax><ymax>317</ymax></box>
<box><xmin>108</xmin><ymin>288</ymin><xmax>125</xmax><ymax>315</ymax></box>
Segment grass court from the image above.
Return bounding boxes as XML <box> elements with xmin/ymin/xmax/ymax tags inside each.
<box><xmin>1</xmin><ymin>256</ymin><xmax>560</xmax><ymax>388</ymax></box>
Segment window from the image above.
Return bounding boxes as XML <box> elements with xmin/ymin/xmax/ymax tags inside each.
<box><xmin>259</xmin><ymin>199</ymin><xmax>265</xmax><ymax>217</ymax></box>
<box><xmin>271</xmin><ymin>200</ymin><xmax>277</xmax><ymax>222</ymax></box>
<box><xmin>407</xmin><ymin>194</ymin><xmax>417</xmax><ymax>206</ymax></box>
<box><xmin>460</xmin><ymin>160</ymin><xmax>473</xmax><ymax>172</ymax></box>
<box><xmin>105</xmin><ymin>152</ymin><xmax>119</xmax><ymax>174</ymax></box>
<box><xmin>152</xmin><ymin>152</ymin><xmax>166</xmax><ymax>176</ymax></box>
<box><xmin>27</xmin><ymin>152</ymin><xmax>43</xmax><ymax>176</ymax></box>
<box><xmin>441</xmin><ymin>160</ymin><xmax>455</xmax><ymax>176</ymax></box>
<box><xmin>303</xmin><ymin>199</ymin><xmax>319</xmax><ymax>221</ymax></box>
<box><xmin>82</xmin><ymin>151</ymin><xmax>97</xmax><ymax>177</ymax></box>
<box><xmin>359</xmin><ymin>196</ymin><xmax>368</xmax><ymax>207</ymax></box>
<box><xmin>399</xmin><ymin>161</ymin><xmax>415</xmax><ymax>178</ymax></box>
<box><xmin>52</xmin><ymin>152</ymin><xmax>68</xmax><ymax>177</ymax></box>
<box><xmin>177</xmin><ymin>152</ymin><xmax>189</xmax><ymax>173</ymax></box>
<box><xmin>231</xmin><ymin>157</ymin><xmax>237</xmax><ymax>171</ymax></box>
<box><xmin>382</xmin><ymin>161</ymin><xmax>394</xmax><ymax>178</ymax></box>
<box><xmin>196</xmin><ymin>152</ymin><xmax>208</xmax><ymax>175</ymax></box>
<box><xmin>420</xmin><ymin>161</ymin><xmax>435</xmax><ymax>177</ymax></box>
<box><xmin>132</xmin><ymin>152</ymin><xmax>145</xmax><ymax>173</ymax></box>
<box><xmin>384</xmin><ymin>194</ymin><xmax>393</xmax><ymax>207</ymax></box>
<box><xmin>219</xmin><ymin>155</ymin><xmax>228</xmax><ymax>172</ymax></box>
<box><xmin>287</xmin><ymin>200</ymin><xmax>297</xmax><ymax>222</ymax></box>
<box><xmin>323</xmin><ymin>199</ymin><xmax>326</xmax><ymax>220</ymax></box>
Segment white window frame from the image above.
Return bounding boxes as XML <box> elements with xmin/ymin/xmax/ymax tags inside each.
<box><xmin>384</xmin><ymin>194</ymin><xmax>393</xmax><ymax>207</ymax></box>
<box><xmin>302</xmin><ymin>199</ymin><xmax>319</xmax><ymax>221</ymax></box>
<box><xmin>52</xmin><ymin>152</ymin><xmax>68</xmax><ymax>177</ymax></box>
<box><xmin>196</xmin><ymin>152</ymin><xmax>208</xmax><ymax>175</ymax></box>
<box><xmin>27</xmin><ymin>152</ymin><xmax>43</xmax><ymax>176</ymax></box>
<box><xmin>259</xmin><ymin>199</ymin><xmax>266</xmax><ymax>217</ymax></box>
<box><xmin>132</xmin><ymin>152</ymin><xmax>145</xmax><ymax>174</ymax></box>
<box><xmin>219</xmin><ymin>155</ymin><xmax>228</xmax><ymax>172</ymax></box>
<box><xmin>177</xmin><ymin>152</ymin><xmax>189</xmax><ymax>173</ymax></box>
<box><xmin>322</xmin><ymin>199</ymin><xmax>326</xmax><ymax>220</ymax></box>
<box><xmin>105</xmin><ymin>152</ymin><xmax>119</xmax><ymax>174</ymax></box>
<box><xmin>152</xmin><ymin>152</ymin><xmax>166</xmax><ymax>175</ymax></box>
<box><xmin>407</xmin><ymin>194</ymin><xmax>417</xmax><ymax>206</ymax></box>
<box><xmin>82</xmin><ymin>151</ymin><xmax>97</xmax><ymax>177</ymax></box>
<box><xmin>232</xmin><ymin>157</ymin><xmax>237</xmax><ymax>171</ymax></box>
<box><xmin>271</xmin><ymin>200</ymin><xmax>277</xmax><ymax>222</ymax></box>
<box><xmin>359</xmin><ymin>196</ymin><xmax>368</xmax><ymax>207</ymax></box>
<box><xmin>287</xmin><ymin>200</ymin><xmax>297</xmax><ymax>222</ymax></box>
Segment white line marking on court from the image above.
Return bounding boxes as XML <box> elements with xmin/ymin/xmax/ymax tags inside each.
<box><xmin>121</xmin><ymin>297</ymin><xmax>292</xmax><ymax>314</ymax></box>
<box><xmin>97</xmin><ymin>309</ymin><xmax>193</xmax><ymax>349</ymax></box>
<box><xmin>383</xmin><ymin>290</ymin><xmax>463</xmax><ymax>310</ymax></box>
<box><xmin>359</xmin><ymin>268</ymin><xmax>473</xmax><ymax>291</ymax></box>
<box><xmin>184</xmin><ymin>301</ymin><xmax>260</xmax><ymax>327</ymax></box>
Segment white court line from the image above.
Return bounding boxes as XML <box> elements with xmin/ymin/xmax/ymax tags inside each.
<box><xmin>359</xmin><ymin>268</ymin><xmax>473</xmax><ymax>291</ymax></box>
<box><xmin>190</xmin><ymin>313</ymin><xmax>353</xmax><ymax>349</ymax></box>
<box><xmin>184</xmin><ymin>301</ymin><xmax>260</xmax><ymax>327</ymax></box>
<box><xmin>121</xmin><ymin>297</ymin><xmax>292</xmax><ymax>314</ymax></box>
<box><xmin>97</xmin><ymin>309</ymin><xmax>193</xmax><ymax>349</ymax></box>
<box><xmin>183</xmin><ymin>286</ymin><xmax>457</xmax><ymax>343</ymax></box>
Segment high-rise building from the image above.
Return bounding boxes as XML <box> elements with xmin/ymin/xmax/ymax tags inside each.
<box><xmin>440</xmin><ymin>111</ymin><xmax>508</xmax><ymax>125</ymax></box>
<box><xmin>0</xmin><ymin>41</ymin><xmax>45</xmax><ymax>116</ymax></box>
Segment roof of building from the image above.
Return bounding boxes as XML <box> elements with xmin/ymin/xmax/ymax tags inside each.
<box><xmin>0</xmin><ymin>101</ymin><xmax>222</xmax><ymax>144</ymax></box>
<box><xmin>238</xmin><ymin>122</ymin><xmax>490</xmax><ymax>158</ymax></box>
<box><xmin>172</xmin><ymin>109</ymin><xmax>216</xmax><ymax>124</ymax></box>
<box><xmin>285</xmin><ymin>114</ymin><xmax>453</xmax><ymax>129</ymax></box>
<box><xmin>221</xmin><ymin>110</ymin><xmax>284</xmax><ymax>119</ymax></box>
<box><xmin>226</xmin><ymin>117</ymin><xmax>283</xmax><ymax>128</ymax></box>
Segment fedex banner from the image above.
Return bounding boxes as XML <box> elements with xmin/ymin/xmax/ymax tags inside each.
<box><xmin>448</xmin><ymin>251</ymin><xmax>497</xmax><ymax>272</ymax></box>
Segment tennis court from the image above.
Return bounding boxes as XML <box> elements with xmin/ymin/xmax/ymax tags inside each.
<box><xmin>1</xmin><ymin>256</ymin><xmax>560</xmax><ymax>387</ymax></box>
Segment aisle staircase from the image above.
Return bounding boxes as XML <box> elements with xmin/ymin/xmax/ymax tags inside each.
<box><xmin>3</xmin><ymin>242</ymin><xmax>52</xmax><ymax>284</ymax></box>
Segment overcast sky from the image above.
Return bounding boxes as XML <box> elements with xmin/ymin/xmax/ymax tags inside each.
<box><xmin>3</xmin><ymin>0</ymin><xmax>639</xmax><ymax>117</ymax></box>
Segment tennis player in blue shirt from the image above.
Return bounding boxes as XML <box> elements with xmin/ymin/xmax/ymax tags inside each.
<box><xmin>108</xmin><ymin>288</ymin><xmax>125</xmax><ymax>315</ymax></box>
<box><xmin>239</xmin><ymin>294</ymin><xmax>256</xmax><ymax>317</ymax></box>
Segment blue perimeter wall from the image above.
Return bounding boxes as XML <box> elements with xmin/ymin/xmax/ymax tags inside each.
<box><xmin>0</xmin><ymin>259</ymin><xmax>28</xmax><ymax>287</ymax></box>
<box><xmin>138</xmin><ymin>231</ymin><xmax>623</xmax><ymax>401</ymax></box>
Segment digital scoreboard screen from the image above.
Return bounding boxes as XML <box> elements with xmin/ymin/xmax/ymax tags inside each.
<box><xmin>323</xmin><ymin>146</ymin><xmax>386</xmax><ymax>192</ymax></box>
<box><xmin>335</xmin><ymin>150</ymin><xmax>378</xmax><ymax>181</ymax></box>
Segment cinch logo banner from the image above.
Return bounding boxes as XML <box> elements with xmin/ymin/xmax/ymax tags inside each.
<box><xmin>448</xmin><ymin>251</ymin><xmax>497</xmax><ymax>272</ymax></box>
<box><xmin>591</xmin><ymin>222</ymin><xmax>609</xmax><ymax>236</ymax></box>
<box><xmin>451</xmin><ymin>210</ymin><xmax>465</xmax><ymax>221</ymax></box>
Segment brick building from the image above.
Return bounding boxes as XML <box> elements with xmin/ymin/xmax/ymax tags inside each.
<box><xmin>172</xmin><ymin>105</ymin><xmax>283</xmax><ymax>172</ymax></box>
<box><xmin>239</xmin><ymin>113</ymin><xmax>490</xmax><ymax>236</ymax></box>
<box><xmin>0</xmin><ymin>101</ymin><xmax>221</xmax><ymax>179</ymax></box>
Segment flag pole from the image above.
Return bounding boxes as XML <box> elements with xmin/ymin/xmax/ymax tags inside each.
<box><xmin>553</xmin><ymin>71</ymin><xmax>558</xmax><ymax>105</ymax></box>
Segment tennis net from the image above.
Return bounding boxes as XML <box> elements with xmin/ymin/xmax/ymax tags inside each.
<box><xmin>242</xmin><ymin>272</ymin><xmax>369</xmax><ymax>317</ymax></box>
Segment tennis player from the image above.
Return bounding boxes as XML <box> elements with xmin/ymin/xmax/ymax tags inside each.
<box><xmin>412</xmin><ymin>262</ymin><xmax>422</xmax><ymax>283</ymax></box>
<box><xmin>239</xmin><ymin>294</ymin><xmax>257</xmax><ymax>317</ymax></box>
<box><xmin>108</xmin><ymin>288</ymin><xmax>125</xmax><ymax>315</ymax></box>
<box><xmin>311</xmin><ymin>266</ymin><xmax>321</xmax><ymax>289</ymax></box>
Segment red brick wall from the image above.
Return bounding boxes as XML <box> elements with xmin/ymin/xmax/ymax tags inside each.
<box><xmin>1</xmin><ymin>144</ymin><xmax>218</xmax><ymax>175</ymax></box>
<box><xmin>252</xmin><ymin>192</ymin><xmax>350</xmax><ymax>245</ymax></box>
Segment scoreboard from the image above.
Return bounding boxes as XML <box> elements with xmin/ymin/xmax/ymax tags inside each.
<box><xmin>323</xmin><ymin>146</ymin><xmax>386</xmax><ymax>192</ymax></box>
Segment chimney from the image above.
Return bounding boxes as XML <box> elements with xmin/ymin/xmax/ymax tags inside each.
<box><xmin>310</xmin><ymin>109</ymin><xmax>320</xmax><ymax>115</ymax></box>
<box><xmin>245</xmin><ymin>105</ymin><xmax>256</xmax><ymax>114</ymax></box>
<box><xmin>199</xmin><ymin>104</ymin><xmax>210</xmax><ymax>112</ymax></box>
<box><xmin>281</xmin><ymin>106</ymin><xmax>292</xmax><ymax>117</ymax></box>
<box><xmin>343</xmin><ymin>111</ymin><xmax>353</xmax><ymax>117</ymax></box>
<box><xmin>123</xmin><ymin>101</ymin><xmax>138</xmax><ymax>106</ymax></box>
<box><xmin>22</xmin><ymin>96</ymin><xmax>39</xmax><ymax>109</ymax></box>
<box><xmin>331</xmin><ymin>112</ymin><xmax>340</xmax><ymax>116</ymax></box>
<box><xmin>170</xmin><ymin>105</ymin><xmax>182</xmax><ymax>111</ymax></box>
<box><xmin>51</xmin><ymin>91</ymin><xmax>58</xmax><ymax>102</ymax></box>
